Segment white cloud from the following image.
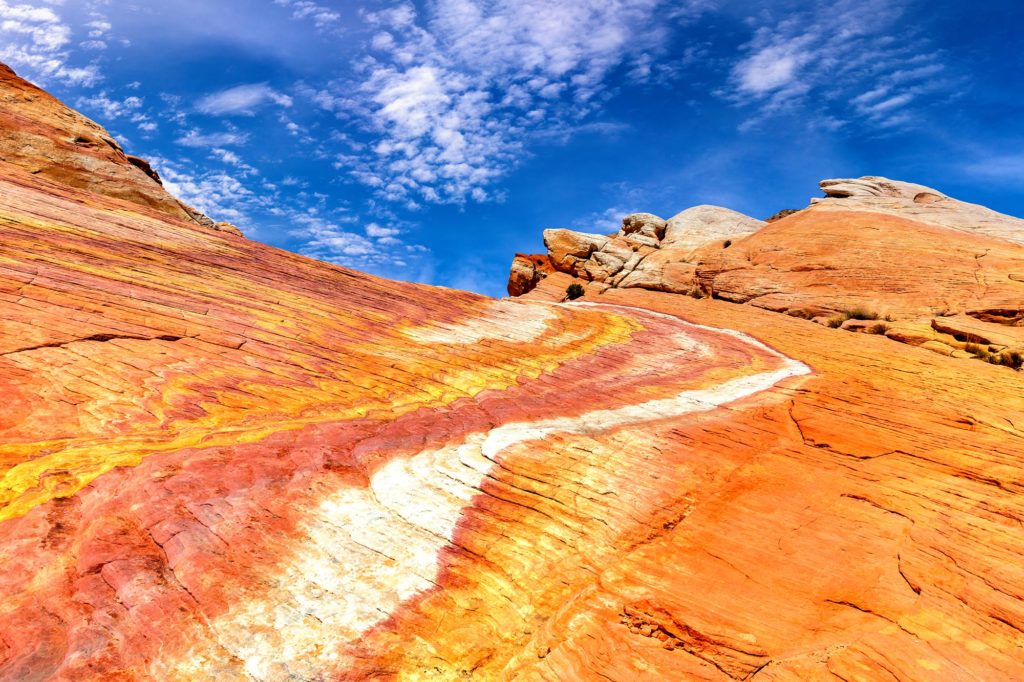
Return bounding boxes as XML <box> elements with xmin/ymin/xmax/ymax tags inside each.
<box><xmin>365</xmin><ymin>222</ymin><xmax>399</xmax><ymax>238</ymax></box>
<box><xmin>727</xmin><ymin>0</ymin><xmax>951</xmax><ymax>131</ymax></box>
<box><xmin>75</xmin><ymin>91</ymin><xmax>142</xmax><ymax>120</ymax></box>
<box><xmin>197</xmin><ymin>83</ymin><xmax>293</xmax><ymax>116</ymax></box>
<box><xmin>274</xmin><ymin>0</ymin><xmax>341</xmax><ymax>31</ymax></box>
<box><xmin>316</xmin><ymin>0</ymin><xmax>703</xmax><ymax>206</ymax></box>
<box><xmin>210</xmin><ymin>147</ymin><xmax>258</xmax><ymax>175</ymax></box>
<box><xmin>176</xmin><ymin>129</ymin><xmax>250</xmax><ymax>147</ymax></box>
<box><xmin>152</xmin><ymin>156</ymin><xmax>264</xmax><ymax>228</ymax></box>
<box><xmin>293</xmin><ymin>212</ymin><xmax>431</xmax><ymax>276</ymax></box>
<box><xmin>0</xmin><ymin>0</ymin><xmax>100</xmax><ymax>85</ymax></box>
<box><xmin>735</xmin><ymin>44</ymin><xmax>806</xmax><ymax>95</ymax></box>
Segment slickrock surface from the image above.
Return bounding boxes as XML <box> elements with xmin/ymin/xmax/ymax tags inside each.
<box><xmin>5</xmin><ymin>65</ymin><xmax>1024</xmax><ymax>680</ymax></box>
<box><xmin>514</xmin><ymin>176</ymin><xmax>1024</xmax><ymax>364</ymax></box>
<box><xmin>0</xmin><ymin>158</ymin><xmax>812</xmax><ymax>679</ymax></box>
<box><xmin>813</xmin><ymin>176</ymin><xmax>1024</xmax><ymax>245</ymax></box>
<box><xmin>0</xmin><ymin>64</ymin><xmax>216</xmax><ymax>229</ymax></box>
<box><xmin>511</xmin><ymin>285</ymin><xmax>1024</xmax><ymax>682</ymax></box>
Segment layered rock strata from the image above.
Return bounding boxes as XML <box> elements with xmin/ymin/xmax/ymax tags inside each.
<box><xmin>0</xmin><ymin>159</ymin><xmax>811</xmax><ymax>679</ymax></box>
<box><xmin>5</xmin><ymin>64</ymin><xmax>1024</xmax><ymax>681</ymax></box>
<box><xmin>514</xmin><ymin>176</ymin><xmax>1024</xmax><ymax>365</ymax></box>
<box><xmin>0</xmin><ymin>63</ymin><xmax>226</xmax><ymax>233</ymax></box>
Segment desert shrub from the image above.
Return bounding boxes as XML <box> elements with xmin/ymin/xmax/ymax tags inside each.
<box><xmin>826</xmin><ymin>307</ymin><xmax>881</xmax><ymax>328</ymax></box>
<box><xmin>848</xmin><ymin>307</ymin><xmax>880</xmax><ymax>321</ymax></box>
<box><xmin>866</xmin><ymin>323</ymin><xmax>889</xmax><ymax>334</ymax></box>
<box><xmin>963</xmin><ymin>342</ymin><xmax>990</xmax><ymax>358</ymax></box>
<box><xmin>687</xmin><ymin>288</ymin><xmax>705</xmax><ymax>299</ymax></box>
<box><xmin>985</xmin><ymin>350</ymin><xmax>1024</xmax><ymax>369</ymax></box>
<box><xmin>961</xmin><ymin>343</ymin><xmax>1023</xmax><ymax>369</ymax></box>
<box><xmin>566</xmin><ymin>283</ymin><xmax>585</xmax><ymax>300</ymax></box>
<box><xmin>722</xmin><ymin>239</ymin><xmax>732</xmax><ymax>248</ymax></box>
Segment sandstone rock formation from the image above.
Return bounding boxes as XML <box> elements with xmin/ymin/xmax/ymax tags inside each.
<box><xmin>513</xmin><ymin>176</ymin><xmax>1024</xmax><ymax>366</ymax></box>
<box><xmin>0</xmin><ymin>160</ymin><xmax>812</xmax><ymax>679</ymax></box>
<box><xmin>507</xmin><ymin>252</ymin><xmax>555</xmax><ymax>296</ymax></box>
<box><xmin>813</xmin><ymin>176</ymin><xmax>1024</xmax><ymax>245</ymax></box>
<box><xmin>514</xmin><ymin>206</ymin><xmax>764</xmax><ymax>298</ymax></box>
<box><xmin>0</xmin><ymin>63</ymin><xmax>224</xmax><ymax>232</ymax></box>
<box><xmin>5</xmin><ymin>67</ymin><xmax>1024</xmax><ymax>681</ymax></box>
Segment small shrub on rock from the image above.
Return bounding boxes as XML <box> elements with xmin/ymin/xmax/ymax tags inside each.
<box><xmin>848</xmin><ymin>307</ymin><xmax>880</xmax><ymax>321</ymax></box>
<box><xmin>826</xmin><ymin>307</ymin><xmax>881</xmax><ymax>328</ymax></box>
<box><xmin>566</xmin><ymin>283</ymin><xmax>585</xmax><ymax>300</ymax></box>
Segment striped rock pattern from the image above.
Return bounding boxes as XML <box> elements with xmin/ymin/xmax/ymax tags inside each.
<box><xmin>5</xmin><ymin>65</ymin><xmax>1024</xmax><ymax>682</ymax></box>
<box><xmin>0</xmin><ymin>163</ymin><xmax>807</xmax><ymax>680</ymax></box>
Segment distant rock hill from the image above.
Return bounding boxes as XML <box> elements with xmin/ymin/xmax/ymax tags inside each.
<box><xmin>0</xmin><ymin>63</ymin><xmax>241</xmax><ymax>236</ymax></box>
<box><xmin>2</xmin><ymin>62</ymin><xmax>1024</xmax><ymax>680</ymax></box>
<box><xmin>511</xmin><ymin>175</ymin><xmax>1024</xmax><ymax>366</ymax></box>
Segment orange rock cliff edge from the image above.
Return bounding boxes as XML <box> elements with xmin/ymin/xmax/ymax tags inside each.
<box><xmin>2</xmin><ymin>61</ymin><xmax>1024</xmax><ymax>681</ymax></box>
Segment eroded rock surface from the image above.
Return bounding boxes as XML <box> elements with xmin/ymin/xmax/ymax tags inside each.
<box><xmin>512</xmin><ymin>208</ymin><xmax>764</xmax><ymax>297</ymax></box>
<box><xmin>5</xmin><ymin>69</ymin><xmax>1024</xmax><ymax>682</ymax></box>
<box><xmin>813</xmin><ymin>176</ymin><xmax>1024</xmax><ymax>245</ymax></box>
<box><xmin>0</xmin><ymin>62</ymin><xmax>222</xmax><ymax>232</ymax></box>
<box><xmin>513</xmin><ymin>176</ymin><xmax>1024</xmax><ymax>365</ymax></box>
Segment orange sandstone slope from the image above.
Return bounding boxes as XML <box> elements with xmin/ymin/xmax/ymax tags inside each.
<box><xmin>0</xmin><ymin>63</ymin><xmax>237</xmax><ymax>234</ymax></box>
<box><xmin>0</xmin><ymin>66</ymin><xmax>800</xmax><ymax>680</ymax></box>
<box><xmin>1</xmin><ymin>64</ymin><xmax>1023</xmax><ymax>682</ymax></box>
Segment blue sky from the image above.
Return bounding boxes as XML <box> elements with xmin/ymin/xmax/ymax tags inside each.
<box><xmin>2</xmin><ymin>0</ymin><xmax>1022</xmax><ymax>296</ymax></box>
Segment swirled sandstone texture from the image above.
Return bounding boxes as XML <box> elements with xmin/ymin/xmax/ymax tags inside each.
<box><xmin>5</xmin><ymin>65</ymin><xmax>1024</xmax><ymax>681</ymax></box>
<box><xmin>0</xmin><ymin>63</ymin><xmax>234</xmax><ymax>234</ymax></box>
<box><xmin>0</xmin><ymin>160</ymin><xmax>808</xmax><ymax>679</ymax></box>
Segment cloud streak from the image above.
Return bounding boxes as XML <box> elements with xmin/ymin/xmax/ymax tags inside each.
<box><xmin>0</xmin><ymin>0</ymin><xmax>100</xmax><ymax>85</ymax></box>
<box><xmin>197</xmin><ymin>83</ymin><xmax>294</xmax><ymax>116</ymax></box>
<box><xmin>314</xmin><ymin>0</ymin><xmax>703</xmax><ymax>206</ymax></box>
<box><xmin>727</xmin><ymin>0</ymin><xmax>952</xmax><ymax>131</ymax></box>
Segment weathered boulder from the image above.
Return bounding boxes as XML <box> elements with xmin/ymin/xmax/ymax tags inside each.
<box><xmin>662</xmin><ymin>205</ymin><xmax>765</xmax><ymax>252</ymax></box>
<box><xmin>619</xmin><ymin>212</ymin><xmax>667</xmax><ymax>247</ymax></box>
<box><xmin>543</xmin><ymin>228</ymin><xmax>609</xmax><ymax>277</ymax></box>
<box><xmin>507</xmin><ymin>253</ymin><xmax>554</xmax><ymax>296</ymax></box>
<box><xmin>617</xmin><ymin>249</ymin><xmax>699</xmax><ymax>295</ymax></box>
<box><xmin>214</xmin><ymin>221</ymin><xmax>245</xmax><ymax>237</ymax></box>
<box><xmin>530</xmin><ymin>206</ymin><xmax>763</xmax><ymax>294</ymax></box>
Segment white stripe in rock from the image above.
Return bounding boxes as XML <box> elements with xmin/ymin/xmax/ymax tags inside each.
<box><xmin>201</xmin><ymin>306</ymin><xmax>810</xmax><ymax>680</ymax></box>
<box><xmin>403</xmin><ymin>299</ymin><xmax>558</xmax><ymax>345</ymax></box>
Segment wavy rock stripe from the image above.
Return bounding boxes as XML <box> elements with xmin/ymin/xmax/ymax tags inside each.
<box><xmin>0</xmin><ymin>163</ymin><xmax>807</xmax><ymax>680</ymax></box>
<box><xmin>159</xmin><ymin>307</ymin><xmax>808</xmax><ymax>679</ymax></box>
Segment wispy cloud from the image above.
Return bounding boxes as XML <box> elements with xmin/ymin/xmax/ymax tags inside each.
<box><xmin>196</xmin><ymin>83</ymin><xmax>293</xmax><ymax>116</ymax></box>
<box><xmin>963</xmin><ymin>154</ymin><xmax>1024</xmax><ymax>187</ymax></box>
<box><xmin>726</xmin><ymin>0</ymin><xmax>952</xmax><ymax>132</ymax></box>
<box><xmin>76</xmin><ymin>91</ymin><xmax>143</xmax><ymax>120</ymax></box>
<box><xmin>152</xmin><ymin>155</ymin><xmax>264</xmax><ymax>228</ymax></box>
<box><xmin>291</xmin><ymin>211</ymin><xmax>431</xmax><ymax>276</ymax></box>
<box><xmin>311</xmin><ymin>0</ymin><xmax>705</xmax><ymax>206</ymax></box>
<box><xmin>0</xmin><ymin>0</ymin><xmax>100</xmax><ymax>85</ymax></box>
<box><xmin>176</xmin><ymin>129</ymin><xmax>250</xmax><ymax>147</ymax></box>
<box><xmin>274</xmin><ymin>0</ymin><xmax>342</xmax><ymax>31</ymax></box>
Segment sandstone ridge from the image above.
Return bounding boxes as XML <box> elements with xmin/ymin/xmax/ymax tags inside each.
<box><xmin>511</xmin><ymin>176</ymin><xmax>1024</xmax><ymax>368</ymax></box>
<box><xmin>0</xmin><ymin>62</ymin><xmax>236</xmax><ymax>235</ymax></box>
<box><xmin>3</xmin><ymin>69</ymin><xmax>1024</xmax><ymax>681</ymax></box>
